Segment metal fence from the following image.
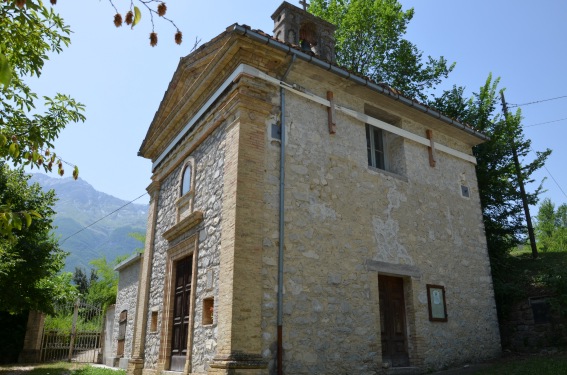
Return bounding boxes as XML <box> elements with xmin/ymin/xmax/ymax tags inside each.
<box><xmin>40</xmin><ymin>299</ymin><xmax>104</xmax><ymax>363</ymax></box>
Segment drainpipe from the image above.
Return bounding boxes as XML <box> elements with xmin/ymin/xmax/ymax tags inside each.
<box><xmin>277</xmin><ymin>54</ymin><xmax>296</xmax><ymax>375</ymax></box>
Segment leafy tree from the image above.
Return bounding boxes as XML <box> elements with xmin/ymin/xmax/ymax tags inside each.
<box><xmin>535</xmin><ymin>198</ymin><xmax>567</xmax><ymax>252</ymax></box>
<box><xmin>85</xmin><ymin>254</ymin><xmax>128</xmax><ymax>310</ymax></box>
<box><xmin>86</xmin><ymin>257</ymin><xmax>117</xmax><ymax>309</ymax></box>
<box><xmin>309</xmin><ymin>0</ymin><xmax>454</xmax><ymax>101</ymax></box>
<box><xmin>430</xmin><ymin>75</ymin><xmax>551</xmax><ymax>265</ymax></box>
<box><xmin>0</xmin><ymin>164</ymin><xmax>77</xmax><ymax>314</ymax></box>
<box><xmin>1</xmin><ymin>1</ymin><xmax>85</xmax><ymax>234</ymax></box>
<box><xmin>1</xmin><ymin>0</ymin><xmax>183</xmax><ymax>232</ymax></box>
<box><xmin>73</xmin><ymin>233</ymin><xmax>143</xmax><ymax>309</ymax></box>
<box><xmin>72</xmin><ymin>266</ymin><xmax>98</xmax><ymax>296</ymax></box>
<box><xmin>0</xmin><ymin>1</ymin><xmax>85</xmax><ymax>171</ymax></box>
<box><xmin>129</xmin><ymin>231</ymin><xmax>146</xmax><ymax>253</ymax></box>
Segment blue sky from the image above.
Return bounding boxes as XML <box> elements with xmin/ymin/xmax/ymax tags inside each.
<box><xmin>31</xmin><ymin>0</ymin><xmax>566</xmax><ymax>210</ymax></box>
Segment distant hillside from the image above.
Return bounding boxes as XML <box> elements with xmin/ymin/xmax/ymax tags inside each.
<box><xmin>28</xmin><ymin>173</ymin><xmax>148</xmax><ymax>272</ymax></box>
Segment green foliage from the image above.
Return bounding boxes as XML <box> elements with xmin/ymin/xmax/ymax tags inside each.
<box><xmin>43</xmin><ymin>309</ymin><xmax>101</xmax><ymax>332</ymax></box>
<box><xmin>1</xmin><ymin>1</ymin><xmax>85</xmax><ymax>233</ymax></box>
<box><xmin>535</xmin><ymin>198</ymin><xmax>567</xmax><ymax>253</ymax></box>
<box><xmin>0</xmin><ymin>165</ymin><xmax>75</xmax><ymax>313</ymax></box>
<box><xmin>541</xmin><ymin>267</ymin><xmax>567</xmax><ymax>318</ymax></box>
<box><xmin>0</xmin><ymin>1</ymin><xmax>85</xmax><ymax>172</ymax></box>
<box><xmin>0</xmin><ymin>53</ymin><xmax>11</xmax><ymax>88</ymax></box>
<box><xmin>82</xmin><ymin>254</ymin><xmax>131</xmax><ymax>310</ymax></box>
<box><xmin>0</xmin><ymin>165</ymin><xmax>77</xmax><ymax>314</ymax></box>
<box><xmin>72</xmin><ymin>267</ymin><xmax>98</xmax><ymax>295</ymax></box>
<box><xmin>86</xmin><ymin>257</ymin><xmax>118</xmax><ymax>309</ymax></box>
<box><xmin>473</xmin><ymin>356</ymin><xmax>567</xmax><ymax>375</ymax></box>
<box><xmin>133</xmin><ymin>6</ymin><xmax>142</xmax><ymax>27</ymax></box>
<box><xmin>129</xmin><ymin>231</ymin><xmax>146</xmax><ymax>253</ymax></box>
<box><xmin>488</xmin><ymin>246</ymin><xmax>567</xmax><ymax>323</ymax></box>
<box><xmin>309</xmin><ymin>0</ymin><xmax>454</xmax><ymax>101</ymax></box>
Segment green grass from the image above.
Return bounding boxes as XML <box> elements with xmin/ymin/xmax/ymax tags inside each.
<box><xmin>73</xmin><ymin>366</ymin><xmax>124</xmax><ymax>375</ymax></box>
<box><xmin>0</xmin><ymin>363</ymin><xmax>124</xmax><ymax>375</ymax></box>
<box><xmin>473</xmin><ymin>356</ymin><xmax>567</xmax><ymax>374</ymax></box>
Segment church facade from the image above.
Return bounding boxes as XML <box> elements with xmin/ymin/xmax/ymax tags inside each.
<box><xmin>130</xmin><ymin>2</ymin><xmax>501</xmax><ymax>374</ymax></box>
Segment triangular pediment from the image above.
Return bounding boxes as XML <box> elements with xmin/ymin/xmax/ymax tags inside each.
<box><xmin>139</xmin><ymin>29</ymin><xmax>292</xmax><ymax>162</ymax></box>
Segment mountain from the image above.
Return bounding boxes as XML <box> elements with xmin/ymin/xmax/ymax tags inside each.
<box><xmin>28</xmin><ymin>173</ymin><xmax>149</xmax><ymax>272</ymax></box>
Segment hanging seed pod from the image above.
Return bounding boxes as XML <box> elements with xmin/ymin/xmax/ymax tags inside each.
<box><xmin>125</xmin><ymin>11</ymin><xmax>134</xmax><ymax>25</ymax></box>
<box><xmin>157</xmin><ymin>2</ymin><xmax>167</xmax><ymax>17</ymax></box>
<box><xmin>114</xmin><ymin>13</ymin><xmax>123</xmax><ymax>27</ymax></box>
<box><xmin>175</xmin><ymin>31</ymin><xmax>182</xmax><ymax>45</ymax></box>
<box><xmin>150</xmin><ymin>32</ymin><xmax>158</xmax><ymax>47</ymax></box>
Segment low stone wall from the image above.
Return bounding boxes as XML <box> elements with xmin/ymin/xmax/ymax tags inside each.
<box><xmin>500</xmin><ymin>297</ymin><xmax>567</xmax><ymax>352</ymax></box>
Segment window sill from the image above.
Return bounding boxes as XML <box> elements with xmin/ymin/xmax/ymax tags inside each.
<box><xmin>366</xmin><ymin>166</ymin><xmax>408</xmax><ymax>183</ymax></box>
<box><xmin>163</xmin><ymin>210</ymin><xmax>204</xmax><ymax>242</ymax></box>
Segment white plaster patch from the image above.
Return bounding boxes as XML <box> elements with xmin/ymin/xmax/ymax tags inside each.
<box><xmin>372</xmin><ymin>185</ymin><xmax>413</xmax><ymax>265</ymax></box>
<box><xmin>373</xmin><ymin>217</ymin><xmax>413</xmax><ymax>265</ymax></box>
<box><xmin>386</xmin><ymin>187</ymin><xmax>406</xmax><ymax>211</ymax></box>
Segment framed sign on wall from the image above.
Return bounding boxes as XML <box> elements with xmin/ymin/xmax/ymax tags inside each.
<box><xmin>427</xmin><ymin>284</ymin><xmax>448</xmax><ymax>322</ymax></box>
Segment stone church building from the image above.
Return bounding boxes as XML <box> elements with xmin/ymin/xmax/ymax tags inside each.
<box><xmin>130</xmin><ymin>2</ymin><xmax>501</xmax><ymax>374</ymax></box>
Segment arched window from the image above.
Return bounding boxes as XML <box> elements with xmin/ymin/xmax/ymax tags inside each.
<box><xmin>177</xmin><ymin>159</ymin><xmax>195</xmax><ymax>222</ymax></box>
<box><xmin>181</xmin><ymin>165</ymin><xmax>192</xmax><ymax>196</ymax></box>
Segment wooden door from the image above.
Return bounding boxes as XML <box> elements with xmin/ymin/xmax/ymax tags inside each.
<box><xmin>170</xmin><ymin>256</ymin><xmax>192</xmax><ymax>371</ymax></box>
<box><xmin>379</xmin><ymin>275</ymin><xmax>409</xmax><ymax>367</ymax></box>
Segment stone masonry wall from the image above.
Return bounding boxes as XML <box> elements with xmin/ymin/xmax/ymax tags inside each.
<box><xmin>144</xmin><ymin>122</ymin><xmax>226</xmax><ymax>372</ymax></box>
<box><xmin>259</xmin><ymin>72</ymin><xmax>500</xmax><ymax>374</ymax></box>
<box><xmin>501</xmin><ymin>298</ymin><xmax>567</xmax><ymax>352</ymax></box>
<box><xmin>113</xmin><ymin>257</ymin><xmax>141</xmax><ymax>367</ymax></box>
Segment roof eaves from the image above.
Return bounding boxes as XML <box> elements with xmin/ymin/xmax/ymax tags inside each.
<box><xmin>228</xmin><ymin>24</ymin><xmax>488</xmax><ymax>142</ymax></box>
<box><xmin>114</xmin><ymin>252</ymin><xmax>143</xmax><ymax>272</ymax></box>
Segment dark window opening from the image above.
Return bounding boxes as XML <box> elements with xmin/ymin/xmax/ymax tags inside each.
<box><xmin>530</xmin><ymin>297</ymin><xmax>551</xmax><ymax>324</ymax></box>
<box><xmin>117</xmin><ymin>310</ymin><xmax>127</xmax><ymax>357</ymax></box>
<box><xmin>366</xmin><ymin>124</ymin><xmax>386</xmax><ymax>170</ymax></box>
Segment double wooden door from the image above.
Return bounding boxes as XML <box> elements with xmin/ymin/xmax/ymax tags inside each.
<box><xmin>379</xmin><ymin>275</ymin><xmax>409</xmax><ymax>367</ymax></box>
<box><xmin>170</xmin><ymin>256</ymin><xmax>192</xmax><ymax>371</ymax></box>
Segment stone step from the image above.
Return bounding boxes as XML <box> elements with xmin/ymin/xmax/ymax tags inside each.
<box><xmin>385</xmin><ymin>367</ymin><xmax>423</xmax><ymax>375</ymax></box>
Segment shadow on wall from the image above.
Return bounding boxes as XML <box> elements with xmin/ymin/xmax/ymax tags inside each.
<box><xmin>0</xmin><ymin>311</ymin><xmax>28</xmax><ymax>364</ymax></box>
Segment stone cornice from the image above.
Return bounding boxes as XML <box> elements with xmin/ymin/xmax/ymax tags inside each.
<box><xmin>162</xmin><ymin>210</ymin><xmax>204</xmax><ymax>242</ymax></box>
<box><xmin>146</xmin><ymin>179</ymin><xmax>160</xmax><ymax>197</ymax></box>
